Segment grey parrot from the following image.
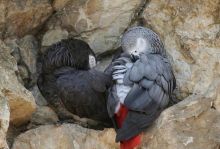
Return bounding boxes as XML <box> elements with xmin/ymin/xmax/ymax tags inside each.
<box><xmin>106</xmin><ymin>26</ymin><xmax>176</xmax><ymax>149</ymax></box>
<box><xmin>38</xmin><ymin>38</ymin><xmax>112</xmax><ymax>129</ymax></box>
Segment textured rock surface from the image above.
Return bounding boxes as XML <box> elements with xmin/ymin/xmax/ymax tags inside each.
<box><xmin>11</xmin><ymin>91</ymin><xmax>220</xmax><ymax>149</ymax></box>
<box><xmin>140</xmin><ymin>95</ymin><xmax>220</xmax><ymax>149</ymax></box>
<box><xmin>18</xmin><ymin>35</ymin><xmax>38</xmax><ymax>76</ymax></box>
<box><xmin>0</xmin><ymin>40</ymin><xmax>36</xmax><ymax>126</ymax></box>
<box><xmin>143</xmin><ymin>0</ymin><xmax>220</xmax><ymax>99</ymax></box>
<box><xmin>5</xmin><ymin>35</ymin><xmax>39</xmax><ymax>87</ymax></box>
<box><xmin>0</xmin><ymin>94</ymin><xmax>10</xmax><ymax>149</ymax></box>
<box><xmin>42</xmin><ymin>28</ymin><xmax>69</xmax><ymax>47</ymax></box>
<box><xmin>139</xmin><ymin>1</ymin><xmax>220</xmax><ymax>148</ymax></box>
<box><xmin>46</xmin><ymin>0</ymin><xmax>143</xmax><ymax>53</ymax></box>
<box><xmin>12</xmin><ymin>124</ymin><xmax>118</xmax><ymax>149</ymax></box>
<box><xmin>30</xmin><ymin>86</ymin><xmax>48</xmax><ymax>106</ymax></box>
<box><xmin>0</xmin><ymin>0</ymin><xmax>220</xmax><ymax>149</ymax></box>
<box><xmin>0</xmin><ymin>0</ymin><xmax>53</xmax><ymax>38</ymax></box>
<box><xmin>28</xmin><ymin>106</ymin><xmax>58</xmax><ymax>127</ymax></box>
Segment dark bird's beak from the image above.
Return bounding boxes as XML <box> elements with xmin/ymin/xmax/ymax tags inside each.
<box><xmin>131</xmin><ymin>54</ymin><xmax>139</xmax><ymax>62</ymax></box>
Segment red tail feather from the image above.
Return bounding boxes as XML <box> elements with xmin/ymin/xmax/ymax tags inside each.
<box><xmin>115</xmin><ymin>104</ymin><xmax>141</xmax><ymax>149</ymax></box>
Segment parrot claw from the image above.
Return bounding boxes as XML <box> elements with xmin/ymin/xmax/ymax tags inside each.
<box><xmin>113</xmin><ymin>69</ymin><xmax>127</xmax><ymax>75</ymax></box>
<box><xmin>112</xmin><ymin>65</ymin><xmax>127</xmax><ymax>71</ymax></box>
<box><xmin>112</xmin><ymin>74</ymin><xmax>124</xmax><ymax>80</ymax></box>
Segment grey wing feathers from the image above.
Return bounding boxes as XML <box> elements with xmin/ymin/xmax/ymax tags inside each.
<box><xmin>117</xmin><ymin>54</ymin><xmax>175</xmax><ymax>141</ymax></box>
<box><xmin>124</xmin><ymin>54</ymin><xmax>175</xmax><ymax>113</ymax></box>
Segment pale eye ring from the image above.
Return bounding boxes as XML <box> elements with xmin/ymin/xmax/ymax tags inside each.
<box><xmin>89</xmin><ymin>55</ymin><xmax>96</xmax><ymax>68</ymax></box>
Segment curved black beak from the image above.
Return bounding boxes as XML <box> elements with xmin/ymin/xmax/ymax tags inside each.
<box><xmin>131</xmin><ymin>54</ymin><xmax>139</xmax><ymax>62</ymax></box>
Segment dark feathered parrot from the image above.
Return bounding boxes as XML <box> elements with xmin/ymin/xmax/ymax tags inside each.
<box><xmin>37</xmin><ymin>38</ymin><xmax>112</xmax><ymax>128</ymax></box>
<box><xmin>106</xmin><ymin>27</ymin><xmax>176</xmax><ymax>149</ymax></box>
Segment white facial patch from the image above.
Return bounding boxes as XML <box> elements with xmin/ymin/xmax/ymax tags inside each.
<box><xmin>136</xmin><ymin>38</ymin><xmax>147</xmax><ymax>52</ymax></box>
<box><xmin>125</xmin><ymin>38</ymin><xmax>150</xmax><ymax>56</ymax></box>
<box><xmin>89</xmin><ymin>55</ymin><xmax>96</xmax><ymax>68</ymax></box>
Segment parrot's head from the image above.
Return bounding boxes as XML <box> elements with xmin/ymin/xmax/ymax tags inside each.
<box><xmin>42</xmin><ymin>38</ymin><xmax>97</xmax><ymax>73</ymax></box>
<box><xmin>66</xmin><ymin>39</ymin><xmax>97</xmax><ymax>69</ymax></box>
<box><xmin>121</xmin><ymin>26</ymin><xmax>166</xmax><ymax>61</ymax></box>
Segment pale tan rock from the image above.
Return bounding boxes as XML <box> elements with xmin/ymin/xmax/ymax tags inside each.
<box><xmin>4</xmin><ymin>36</ymin><xmax>38</xmax><ymax>86</ymax></box>
<box><xmin>140</xmin><ymin>95</ymin><xmax>220</xmax><ymax>149</ymax></box>
<box><xmin>0</xmin><ymin>94</ymin><xmax>9</xmax><ymax>149</ymax></box>
<box><xmin>142</xmin><ymin>2</ymin><xmax>220</xmax><ymax>147</ymax></box>
<box><xmin>46</xmin><ymin>0</ymin><xmax>142</xmax><ymax>53</ymax></box>
<box><xmin>143</xmin><ymin>0</ymin><xmax>220</xmax><ymax>99</ymax></box>
<box><xmin>18</xmin><ymin>35</ymin><xmax>38</xmax><ymax>75</ymax></box>
<box><xmin>17</xmin><ymin>65</ymin><xmax>29</xmax><ymax>85</ymax></box>
<box><xmin>4</xmin><ymin>38</ymin><xmax>21</xmax><ymax>62</ymax></box>
<box><xmin>29</xmin><ymin>106</ymin><xmax>58</xmax><ymax>127</ymax></box>
<box><xmin>52</xmin><ymin>0</ymin><xmax>71</xmax><ymax>11</ymax></box>
<box><xmin>204</xmin><ymin>79</ymin><xmax>220</xmax><ymax>112</ymax></box>
<box><xmin>0</xmin><ymin>0</ymin><xmax>52</xmax><ymax>38</ymax></box>
<box><xmin>0</xmin><ymin>40</ymin><xmax>36</xmax><ymax>126</ymax></box>
<box><xmin>12</xmin><ymin>124</ymin><xmax>118</xmax><ymax>149</ymax></box>
<box><xmin>0</xmin><ymin>1</ymin><xmax>220</xmax><ymax>149</ymax></box>
<box><xmin>42</xmin><ymin>28</ymin><xmax>69</xmax><ymax>46</ymax></box>
<box><xmin>0</xmin><ymin>1</ymin><xmax>6</xmax><ymax>38</ymax></box>
<box><xmin>30</xmin><ymin>86</ymin><xmax>48</xmax><ymax>106</ymax></box>
<box><xmin>11</xmin><ymin>94</ymin><xmax>220</xmax><ymax>149</ymax></box>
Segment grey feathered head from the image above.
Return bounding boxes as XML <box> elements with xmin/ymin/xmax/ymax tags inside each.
<box><xmin>121</xmin><ymin>27</ymin><xmax>166</xmax><ymax>59</ymax></box>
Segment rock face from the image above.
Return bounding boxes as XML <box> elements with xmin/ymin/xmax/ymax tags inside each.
<box><xmin>143</xmin><ymin>0</ymin><xmax>220</xmax><ymax>99</ymax></box>
<box><xmin>30</xmin><ymin>86</ymin><xmax>48</xmax><ymax>106</ymax></box>
<box><xmin>18</xmin><ymin>35</ymin><xmax>38</xmax><ymax>76</ymax></box>
<box><xmin>140</xmin><ymin>95</ymin><xmax>220</xmax><ymax>149</ymax></box>
<box><xmin>41</xmin><ymin>28</ymin><xmax>69</xmax><ymax>47</ymax></box>
<box><xmin>0</xmin><ymin>0</ymin><xmax>53</xmax><ymax>38</ymax></box>
<box><xmin>11</xmin><ymin>90</ymin><xmax>220</xmax><ymax>149</ymax></box>
<box><xmin>12</xmin><ymin>124</ymin><xmax>118</xmax><ymax>149</ymax></box>
<box><xmin>5</xmin><ymin>35</ymin><xmax>39</xmax><ymax>87</ymax></box>
<box><xmin>45</xmin><ymin>0</ymin><xmax>143</xmax><ymax>53</ymax></box>
<box><xmin>0</xmin><ymin>95</ymin><xmax>10</xmax><ymax>149</ymax></box>
<box><xmin>0</xmin><ymin>40</ymin><xmax>36</xmax><ymax>126</ymax></box>
<box><xmin>139</xmin><ymin>1</ymin><xmax>220</xmax><ymax>148</ymax></box>
<box><xmin>0</xmin><ymin>0</ymin><xmax>219</xmax><ymax>149</ymax></box>
<box><xmin>28</xmin><ymin>106</ymin><xmax>58</xmax><ymax>128</ymax></box>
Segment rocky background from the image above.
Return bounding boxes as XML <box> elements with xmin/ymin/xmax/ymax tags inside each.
<box><xmin>0</xmin><ymin>0</ymin><xmax>220</xmax><ymax>149</ymax></box>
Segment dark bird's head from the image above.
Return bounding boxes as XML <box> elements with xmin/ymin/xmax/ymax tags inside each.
<box><xmin>42</xmin><ymin>38</ymin><xmax>96</xmax><ymax>73</ymax></box>
<box><xmin>121</xmin><ymin>26</ymin><xmax>166</xmax><ymax>61</ymax></box>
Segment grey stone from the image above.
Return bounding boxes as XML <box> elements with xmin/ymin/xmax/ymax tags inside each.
<box><xmin>30</xmin><ymin>85</ymin><xmax>48</xmax><ymax>106</ymax></box>
<box><xmin>42</xmin><ymin>28</ymin><xmax>69</xmax><ymax>47</ymax></box>
<box><xmin>0</xmin><ymin>40</ymin><xmax>36</xmax><ymax>126</ymax></box>
<box><xmin>18</xmin><ymin>35</ymin><xmax>39</xmax><ymax>75</ymax></box>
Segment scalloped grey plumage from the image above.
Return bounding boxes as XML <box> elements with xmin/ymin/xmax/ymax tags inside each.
<box><xmin>107</xmin><ymin>26</ymin><xmax>176</xmax><ymax>142</ymax></box>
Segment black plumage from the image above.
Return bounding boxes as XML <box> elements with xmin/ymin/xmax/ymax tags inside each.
<box><xmin>37</xmin><ymin>38</ymin><xmax>112</xmax><ymax>128</ymax></box>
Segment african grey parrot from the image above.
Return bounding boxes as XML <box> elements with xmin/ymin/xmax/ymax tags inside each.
<box><xmin>38</xmin><ymin>38</ymin><xmax>112</xmax><ymax>129</ymax></box>
<box><xmin>106</xmin><ymin>26</ymin><xmax>176</xmax><ymax>149</ymax></box>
